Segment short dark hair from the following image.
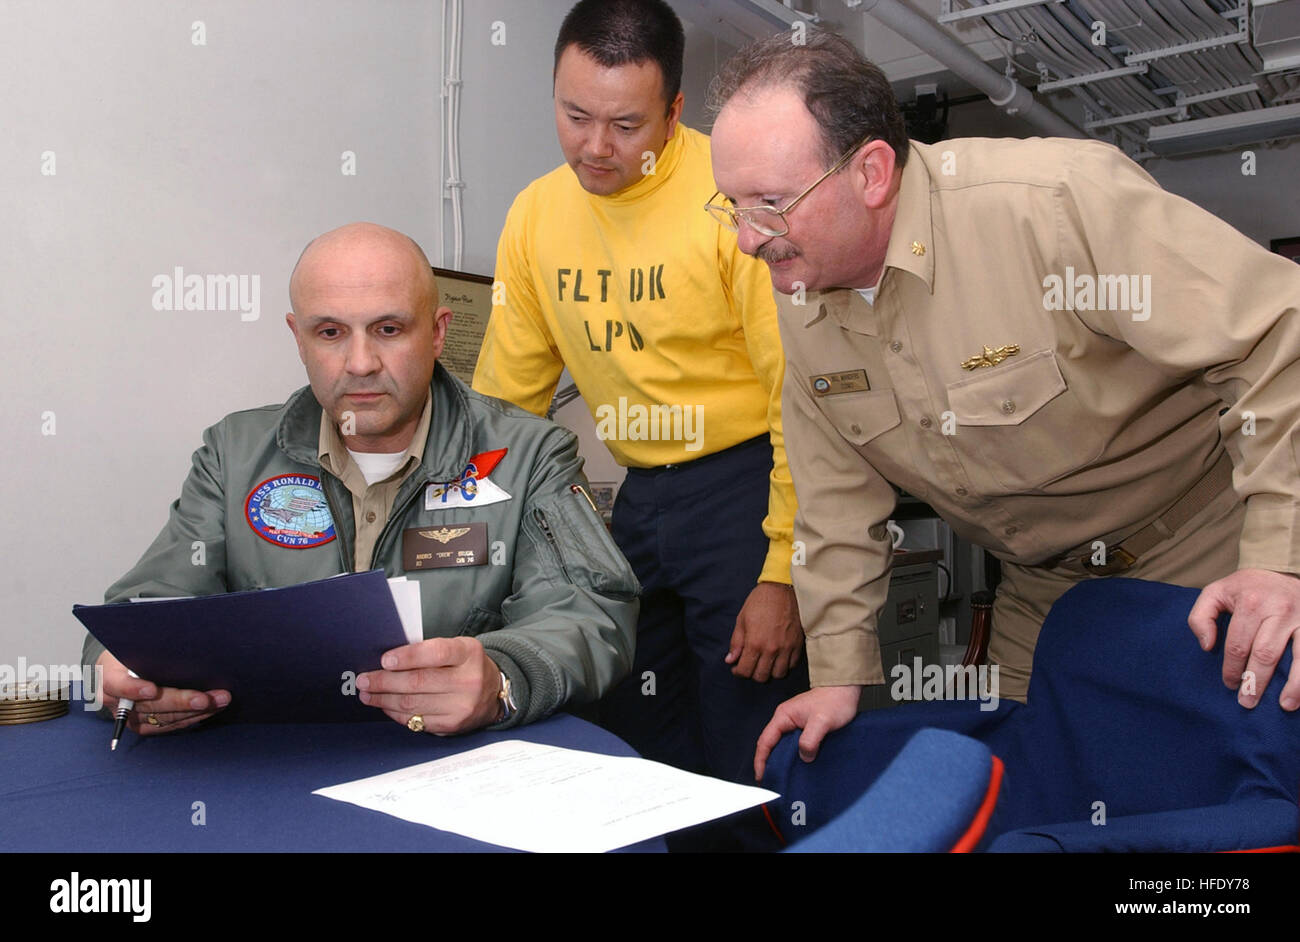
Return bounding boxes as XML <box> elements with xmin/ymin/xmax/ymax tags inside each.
<box><xmin>554</xmin><ymin>0</ymin><xmax>685</xmax><ymax>109</ymax></box>
<box><xmin>707</xmin><ymin>29</ymin><xmax>908</xmax><ymax>169</ymax></box>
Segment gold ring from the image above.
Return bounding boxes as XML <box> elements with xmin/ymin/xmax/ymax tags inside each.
<box><xmin>406</xmin><ymin>714</ymin><xmax>425</xmax><ymax>733</ymax></box>
<box><xmin>146</xmin><ymin>713</ymin><xmax>161</xmax><ymax>727</ymax></box>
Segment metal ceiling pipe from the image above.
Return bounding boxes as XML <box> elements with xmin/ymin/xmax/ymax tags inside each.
<box><xmin>847</xmin><ymin>0</ymin><xmax>1086</xmax><ymax>137</ymax></box>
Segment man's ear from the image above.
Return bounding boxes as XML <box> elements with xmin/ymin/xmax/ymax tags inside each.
<box><xmin>429</xmin><ymin>306</ymin><xmax>454</xmax><ymax>359</ymax></box>
<box><xmin>285</xmin><ymin>312</ymin><xmax>307</xmax><ymax>365</ymax></box>
<box><xmin>664</xmin><ymin>90</ymin><xmax>684</xmax><ymax>142</ymax></box>
<box><xmin>859</xmin><ymin>140</ymin><xmax>899</xmax><ymax>211</ymax></box>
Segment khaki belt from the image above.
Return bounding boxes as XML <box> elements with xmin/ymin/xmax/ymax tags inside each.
<box><xmin>1080</xmin><ymin>453</ymin><xmax>1234</xmax><ymax>576</ymax></box>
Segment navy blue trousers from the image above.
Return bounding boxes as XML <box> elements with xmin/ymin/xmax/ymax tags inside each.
<box><xmin>597</xmin><ymin>435</ymin><xmax>810</xmax><ymax>787</ymax></box>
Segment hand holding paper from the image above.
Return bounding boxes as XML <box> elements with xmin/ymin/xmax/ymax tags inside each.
<box><xmin>357</xmin><ymin>636</ymin><xmax>503</xmax><ymax>734</ymax></box>
<box><xmin>96</xmin><ymin>650</ymin><xmax>231</xmax><ymax>735</ymax></box>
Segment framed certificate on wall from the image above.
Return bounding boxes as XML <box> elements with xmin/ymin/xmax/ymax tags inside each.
<box><xmin>431</xmin><ymin>267</ymin><xmax>494</xmax><ymax>384</ymax></box>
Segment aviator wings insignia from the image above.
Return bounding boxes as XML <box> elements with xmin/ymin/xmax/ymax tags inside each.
<box><xmin>419</xmin><ymin>527</ymin><xmax>471</xmax><ymax>544</ymax></box>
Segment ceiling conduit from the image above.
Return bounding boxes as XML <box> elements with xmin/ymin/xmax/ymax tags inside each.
<box><xmin>844</xmin><ymin>0</ymin><xmax>1086</xmax><ymax>135</ymax></box>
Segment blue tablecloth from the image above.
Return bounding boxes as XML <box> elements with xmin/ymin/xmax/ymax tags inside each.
<box><xmin>0</xmin><ymin>700</ymin><xmax>666</xmax><ymax>852</ymax></box>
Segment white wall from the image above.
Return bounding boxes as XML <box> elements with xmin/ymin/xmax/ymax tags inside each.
<box><xmin>1146</xmin><ymin>142</ymin><xmax>1300</xmax><ymax>248</ymax></box>
<box><xmin>454</xmin><ymin>0</ymin><xmax>568</xmax><ymax>275</ymax></box>
<box><xmin>0</xmin><ymin>0</ymin><xmax>560</xmax><ymax>668</ymax></box>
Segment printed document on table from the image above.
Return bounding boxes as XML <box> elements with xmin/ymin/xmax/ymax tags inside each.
<box><xmin>313</xmin><ymin>740</ymin><xmax>779</xmax><ymax>852</ymax></box>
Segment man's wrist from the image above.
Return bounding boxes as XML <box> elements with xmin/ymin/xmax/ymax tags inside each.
<box><xmin>494</xmin><ymin>669</ymin><xmax>517</xmax><ymax>724</ymax></box>
<box><xmin>759</xmin><ymin>537</ymin><xmax>796</xmax><ymax>585</ymax></box>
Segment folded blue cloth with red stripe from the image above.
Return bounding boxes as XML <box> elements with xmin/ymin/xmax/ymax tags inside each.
<box><xmin>765</xmin><ymin>579</ymin><xmax>1299</xmax><ymax>852</ymax></box>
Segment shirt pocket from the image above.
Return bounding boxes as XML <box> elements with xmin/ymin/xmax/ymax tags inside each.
<box><xmin>816</xmin><ymin>388</ymin><xmax>902</xmax><ymax>447</ymax></box>
<box><xmin>945</xmin><ymin>348</ymin><xmax>1105</xmax><ymax>490</ymax></box>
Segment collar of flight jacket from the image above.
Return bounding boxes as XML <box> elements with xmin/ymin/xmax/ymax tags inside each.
<box><xmin>274</xmin><ymin>361</ymin><xmax>478</xmax><ymax>491</ymax></box>
<box><xmin>807</xmin><ymin>140</ymin><xmax>936</xmax><ymax>333</ymax></box>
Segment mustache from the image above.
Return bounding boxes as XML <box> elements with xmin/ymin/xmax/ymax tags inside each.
<box><xmin>758</xmin><ymin>245</ymin><xmax>799</xmax><ymax>264</ymax></box>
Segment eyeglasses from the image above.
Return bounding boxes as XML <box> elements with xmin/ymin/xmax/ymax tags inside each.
<box><xmin>705</xmin><ymin>134</ymin><xmax>875</xmax><ymax>238</ymax></box>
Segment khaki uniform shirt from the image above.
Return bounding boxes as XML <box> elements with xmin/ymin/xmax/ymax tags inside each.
<box><xmin>318</xmin><ymin>392</ymin><xmax>433</xmax><ymax>571</ymax></box>
<box><xmin>777</xmin><ymin>137</ymin><xmax>1300</xmax><ymax>687</ymax></box>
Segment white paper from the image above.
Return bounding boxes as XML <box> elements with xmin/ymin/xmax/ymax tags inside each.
<box><xmin>312</xmin><ymin>740</ymin><xmax>779</xmax><ymax>852</ymax></box>
<box><xmin>385</xmin><ymin>577</ymin><xmax>423</xmax><ymax>645</ymax></box>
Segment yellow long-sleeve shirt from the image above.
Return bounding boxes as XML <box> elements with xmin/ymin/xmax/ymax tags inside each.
<box><xmin>473</xmin><ymin>123</ymin><xmax>795</xmax><ymax>585</ymax></box>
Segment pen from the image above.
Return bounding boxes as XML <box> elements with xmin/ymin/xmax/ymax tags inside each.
<box><xmin>110</xmin><ymin>670</ymin><xmax>139</xmax><ymax>752</ymax></box>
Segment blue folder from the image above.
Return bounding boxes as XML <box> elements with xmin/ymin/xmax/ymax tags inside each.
<box><xmin>72</xmin><ymin>570</ymin><xmax>408</xmax><ymax>723</ymax></box>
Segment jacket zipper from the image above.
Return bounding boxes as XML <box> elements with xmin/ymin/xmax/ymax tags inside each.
<box><xmin>533</xmin><ymin>509</ymin><xmax>572</xmax><ymax>582</ymax></box>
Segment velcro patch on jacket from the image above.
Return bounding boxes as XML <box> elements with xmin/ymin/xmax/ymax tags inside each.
<box><xmin>425</xmin><ymin>448</ymin><xmax>512</xmax><ymax>510</ymax></box>
<box><xmin>245</xmin><ymin>474</ymin><xmax>336</xmax><ymax>548</ymax></box>
<box><xmin>466</xmin><ymin>448</ymin><xmax>507</xmax><ymax>477</ymax></box>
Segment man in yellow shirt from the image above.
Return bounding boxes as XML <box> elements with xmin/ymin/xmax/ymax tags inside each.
<box><xmin>473</xmin><ymin>0</ymin><xmax>807</xmax><ymax>805</ymax></box>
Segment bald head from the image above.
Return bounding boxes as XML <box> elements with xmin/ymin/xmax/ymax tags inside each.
<box><xmin>284</xmin><ymin>222</ymin><xmax>452</xmax><ymax>453</ymax></box>
<box><xmin>289</xmin><ymin>222</ymin><xmax>437</xmax><ymax>318</ymax></box>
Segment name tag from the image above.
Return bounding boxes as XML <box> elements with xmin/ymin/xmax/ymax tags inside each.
<box><xmin>402</xmin><ymin>522</ymin><xmax>488</xmax><ymax>569</ymax></box>
<box><xmin>810</xmin><ymin>369</ymin><xmax>870</xmax><ymax>397</ymax></box>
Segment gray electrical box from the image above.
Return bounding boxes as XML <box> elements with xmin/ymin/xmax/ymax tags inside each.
<box><xmin>860</xmin><ymin>548</ymin><xmax>943</xmax><ymax>712</ymax></box>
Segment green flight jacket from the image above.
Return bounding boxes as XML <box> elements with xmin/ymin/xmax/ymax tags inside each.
<box><xmin>82</xmin><ymin>364</ymin><xmax>639</xmax><ymax>728</ymax></box>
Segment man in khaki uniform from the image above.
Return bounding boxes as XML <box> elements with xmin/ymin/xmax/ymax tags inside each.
<box><xmin>704</xmin><ymin>31</ymin><xmax>1300</xmax><ymax>778</ymax></box>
